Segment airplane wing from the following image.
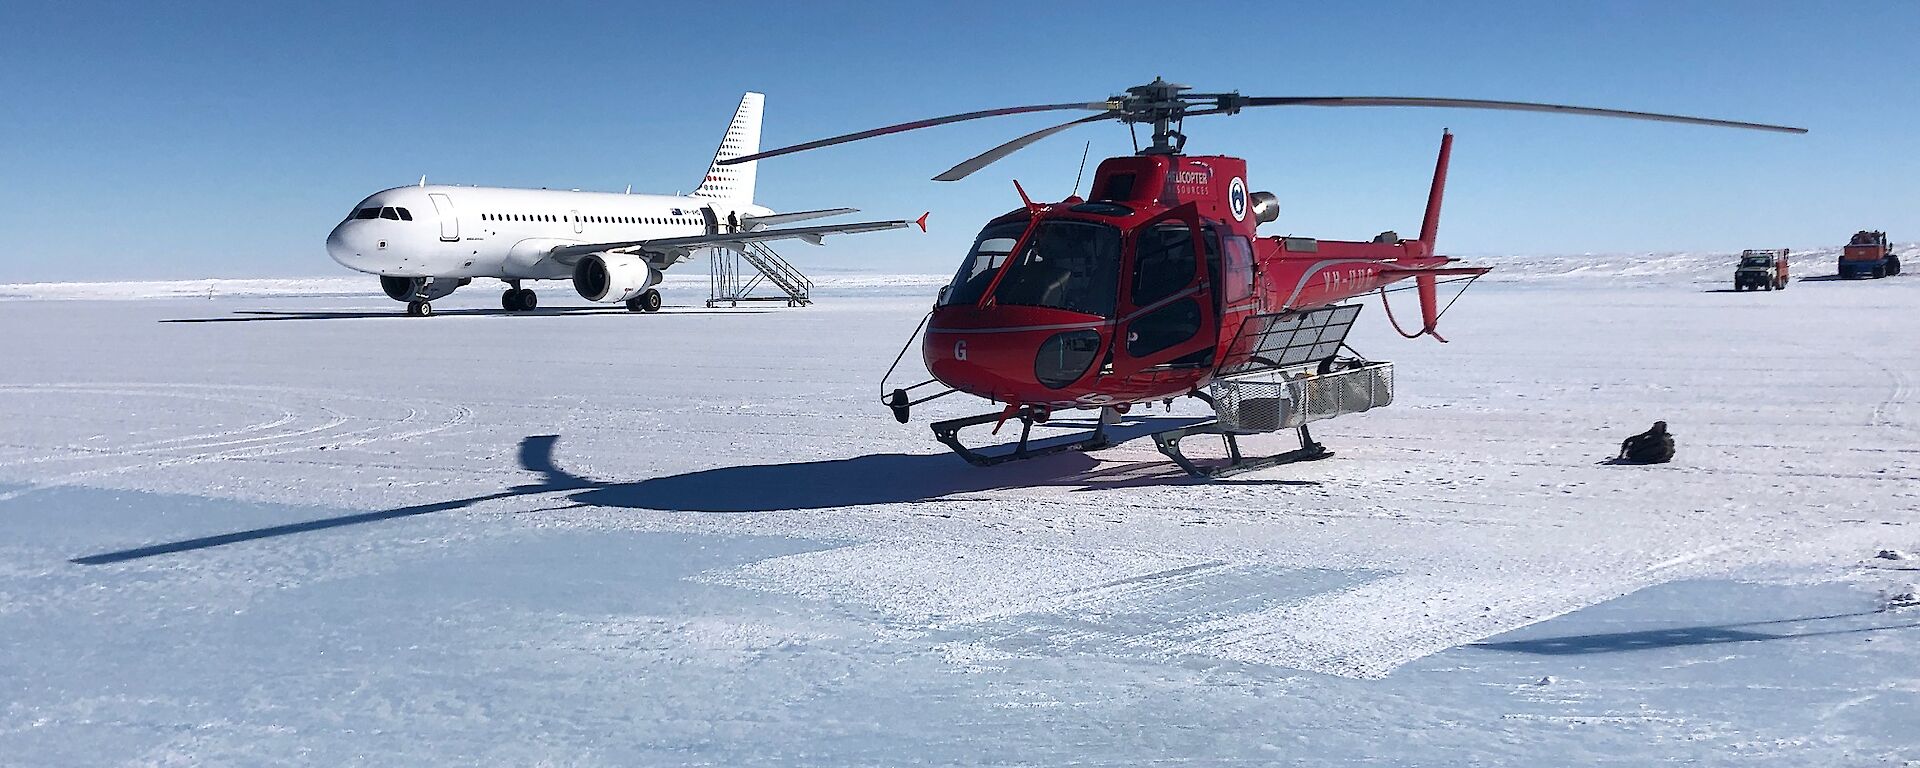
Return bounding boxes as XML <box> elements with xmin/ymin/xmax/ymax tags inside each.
<box><xmin>737</xmin><ymin>208</ymin><xmax>858</xmax><ymax>230</ymax></box>
<box><xmin>546</xmin><ymin>219</ymin><xmax>914</xmax><ymax>266</ymax></box>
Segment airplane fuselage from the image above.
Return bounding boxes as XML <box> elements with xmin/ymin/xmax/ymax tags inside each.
<box><xmin>326</xmin><ymin>185</ymin><xmax>771</xmax><ymax>280</ymax></box>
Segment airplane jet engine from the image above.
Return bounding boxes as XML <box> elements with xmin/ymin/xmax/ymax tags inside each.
<box><xmin>572</xmin><ymin>253</ymin><xmax>662</xmax><ymax>303</ymax></box>
<box><xmin>380</xmin><ymin>275</ymin><xmax>466</xmax><ymax>302</ymax></box>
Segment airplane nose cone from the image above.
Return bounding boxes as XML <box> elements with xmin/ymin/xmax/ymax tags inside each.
<box><xmin>326</xmin><ymin>224</ymin><xmax>368</xmax><ymax>271</ymax></box>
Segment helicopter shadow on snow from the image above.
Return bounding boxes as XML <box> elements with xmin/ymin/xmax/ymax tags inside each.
<box><xmin>68</xmin><ymin>426</ymin><xmax>1313</xmax><ymax>565</ymax></box>
<box><xmin>555</xmin><ymin>418</ymin><xmax>1321</xmax><ymax>514</ymax></box>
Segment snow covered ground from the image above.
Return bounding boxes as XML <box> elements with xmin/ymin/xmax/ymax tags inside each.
<box><xmin>2</xmin><ymin>258</ymin><xmax>1917</xmax><ymax>765</ymax></box>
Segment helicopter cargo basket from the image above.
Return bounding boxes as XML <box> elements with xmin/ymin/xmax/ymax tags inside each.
<box><xmin>1210</xmin><ymin>362</ymin><xmax>1395</xmax><ymax>434</ymax></box>
<box><xmin>1153</xmin><ymin>361</ymin><xmax>1394</xmax><ymax>478</ymax></box>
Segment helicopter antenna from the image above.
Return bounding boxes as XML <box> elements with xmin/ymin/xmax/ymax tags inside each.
<box><xmin>1071</xmin><ymin>141</ymin><xmax>1091</xmax><ymax>197</ymax></box>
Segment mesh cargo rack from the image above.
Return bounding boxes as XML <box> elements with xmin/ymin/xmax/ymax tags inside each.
<box><xmin>1210</xmin><ymin>362</ymin><xmax>1395</xmax><ymax>434</ymax></box>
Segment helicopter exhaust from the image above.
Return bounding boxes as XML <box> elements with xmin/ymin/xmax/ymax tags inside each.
<box><xmin>1249</xmin><ymin>191</ymin><xmax>1280</xmax><ymax>224</ymax></box>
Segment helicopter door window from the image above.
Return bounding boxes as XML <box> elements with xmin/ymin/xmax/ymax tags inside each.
<box><xmin>1126</xmin><ymin>299</ymin><xmax>1204</xmax><ymax>358</ymax></box>
<box><xmin>991</xmin><ymin>220</ymin><xmax>1121</xmax><ymax>317</ymax></box>
<box><xmin>1125</xmin><ymin>221</ymin><xmax>1206</xmax><ymax>359</ymax></box>
<box><xmin>1224</xmin><ymin>235</ymin><xmax>1255</xmax><ymax>305</ymax></box>
<box><xmin>1131</xmin><ymin>223</ymin><xmax>1197</xmax><ymax>307</ymax></box>
<box><xmin>1201</xmin><ymin>225</ymin><xmax>1223</xmax><ymax>308</ymax></box>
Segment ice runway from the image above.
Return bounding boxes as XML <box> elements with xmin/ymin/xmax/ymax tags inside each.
<box><xmin>2</xmin><ymin>264</ymin><xmax>1917</xmax><ymax>764</ymax></box>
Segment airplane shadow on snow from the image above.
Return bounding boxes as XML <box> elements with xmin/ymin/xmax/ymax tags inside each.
<box><xmin>160</xmin><ymin>306</ymin><xmax>770</xmax><ymax>323</ymax></box>
<box><xmin>72</xmin><ymin>422</ymin><xmax>1315</xmax><ymax>565</ymax></box>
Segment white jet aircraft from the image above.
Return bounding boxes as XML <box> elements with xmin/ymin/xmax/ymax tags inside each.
<box><xmin>325</xmin><ymin>93</ymin><xmax>919</xmax><ymax>316</ymax></box>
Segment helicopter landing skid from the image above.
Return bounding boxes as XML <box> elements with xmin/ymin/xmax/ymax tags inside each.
<box><xmin>931</xmin><ymin>408</ymin><xmax>1112</xmax><ymax>467</ymax></box>
<box><xmin>1152</xmin><ymin>423</ymin><xmax>1330</xmax><ymax>479</ymax></box>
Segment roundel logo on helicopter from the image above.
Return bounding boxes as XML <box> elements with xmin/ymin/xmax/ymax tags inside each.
<box><xmin>1229</xmin><ymin>177</ymin><xmax>1248</xmax><ymax>220</ymax></box>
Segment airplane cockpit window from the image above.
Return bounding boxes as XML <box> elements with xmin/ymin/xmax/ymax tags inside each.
<box><xmin>379</xmin><ymin>207</ymin><xmax>399</xmax><ymax>220</ymax></box>
<box><xmin>354</xmin><ymin>208</ymin><xmax>379</xmax><ymax>219</ymax></box>
<box><xmin>396</xmin><ymin>208</ymin><xmax>412</xmax><ymax>221</ymax></box>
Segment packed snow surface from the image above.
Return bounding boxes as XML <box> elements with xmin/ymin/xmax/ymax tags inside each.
<box><xmin>1</xmin><ymin>259</ymin><xmax>1916</xmax><ymax>765</ymax></box>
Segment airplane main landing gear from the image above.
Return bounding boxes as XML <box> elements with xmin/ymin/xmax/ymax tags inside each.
<box><xmin>406</xmin><ymin>301</ymin><xmax>433</xmax><ymax>317</ymax></box>
<box><xmin>626</xmin><ymin>289</ymin><xmax>663</xmax><ymax>313</ymax></box>
<box><xmin>502</xmin><ymin>288</ymin><xmax>537</xmax><ymax>312</ymax></box>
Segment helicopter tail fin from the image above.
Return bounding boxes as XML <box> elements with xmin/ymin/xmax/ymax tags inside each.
<box><xmin>1418</xmin><ymin>130</ymin><xmax>1451</xmax><ymax>246</ymax></box>
<box><xmin>1415</xmin><ymin>131</ymin><xmax>1453</xmax><ymax>337</ymax></box>
<box><xmin>693</xmin><ymin>92</ymin><xmax>763</xmax><ymax>203</ymax></box>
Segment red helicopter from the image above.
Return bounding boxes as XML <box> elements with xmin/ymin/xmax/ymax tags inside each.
<box><xmin>725</xmin><ymin>80</ymin><xmax>1803</xmax><ymax>476</ymax></box>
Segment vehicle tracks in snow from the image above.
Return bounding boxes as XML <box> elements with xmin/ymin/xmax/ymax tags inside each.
<box><xmin>0</xmin><ymin>383</ymin><xmax>472</xmax><ymax>502</ymax></box>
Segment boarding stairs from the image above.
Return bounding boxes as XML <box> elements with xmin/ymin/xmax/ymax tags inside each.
<box><xmin>707</xmin><ymin>241</ymin><xmax>813</xmax><ymax>308</ymax></box>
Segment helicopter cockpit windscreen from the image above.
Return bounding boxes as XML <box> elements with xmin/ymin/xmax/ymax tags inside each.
<box><xmin>941</xmin><ymin>223</ymin><xmax>1026</xmax><ymax>308</ymax></box>
<box><xmin>986</xmin><ymin>220</ymin><xmax>1121</xmax><ymax>317</ymax></box>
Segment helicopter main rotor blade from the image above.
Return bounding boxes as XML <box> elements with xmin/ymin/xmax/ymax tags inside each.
<box><xmin>933</xmin><ymin>112</ymin><xmax>1120</xmax><ymax>182</ymax></box>
<box><xmin>1240</xmin><ymin>96</ymin><xmax>1806</xmax><ymax>133</ymax></box>
<box><xmin>720</xmin><ymin>101</ymin><xmax>1115</xmax><ymax>165</ymax></box>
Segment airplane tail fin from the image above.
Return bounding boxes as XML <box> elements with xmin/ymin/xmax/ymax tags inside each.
<box><xmin>693</xmin><ymin>92</ymin><xmax>763</xmax><ymax>203</ymax></box>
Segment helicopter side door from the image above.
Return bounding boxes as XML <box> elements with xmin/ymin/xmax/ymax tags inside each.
<box><xmin>1110</xmin><ymin>203</ymin><xmax>1216</xmax><ymax>377</ymax></box>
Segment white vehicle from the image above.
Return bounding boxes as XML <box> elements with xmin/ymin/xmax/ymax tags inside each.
<box><xmin>325</xmin><ymin>93</ymin><xmax>916</xmax><ymax>316</ymax></box>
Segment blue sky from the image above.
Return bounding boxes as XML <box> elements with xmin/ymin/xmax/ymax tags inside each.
<box><xmin>1</xmin><ymin>1</ymin><xmax>1915</xmax><ymax>281</ymax></box>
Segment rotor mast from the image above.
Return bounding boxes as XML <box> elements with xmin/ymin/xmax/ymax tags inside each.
<box><xmin>1126</xmin><ymin>78</ymin><xmax>1249</xmax><ymax>155</ymax></box>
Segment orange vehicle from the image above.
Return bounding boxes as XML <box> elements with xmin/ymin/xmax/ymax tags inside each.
<box><xmin>1734</xmin><ymin>249</ymin><xmax>1789</xmax><ymax>291</ymax></box>
<box><xmin>1839</xmin><ymin>230</ymin><xmax>1901</xmax><ymax>279</ymax></box>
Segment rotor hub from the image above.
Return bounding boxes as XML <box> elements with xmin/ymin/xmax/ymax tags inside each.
<box><xmin>1112</xmin><ymin>78</ymin><xmax>1246</xmax><ymax>155</ymax></box>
